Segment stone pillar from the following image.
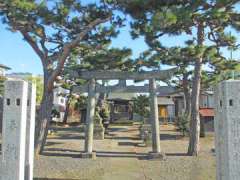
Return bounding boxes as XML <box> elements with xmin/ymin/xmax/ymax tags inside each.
<box><xmin>25</xmin><ymin>83</ymin><xmax>36</xmax><ymax>180</ymax></box>
<box><xmin>1</xmin><ymin>80</ymin><xmax>28</xmax><ymax>180</ymax></box>
<box><xmin>214</xmin><ymin>80</ymin><xmax>240</xmax><ymax>180</ymax></box>
<box><xmin>82</xmin><ymin>78</ymin><xmax>96</xmax><ymax>158</ymax></box>
<box><xmin>0</xmin><ymin>96</ymin><xmax>3</xmax><ymax>134</ymax></box>
<box><xmin>149</xmin><ymin>78</ymin><xmax>165</xmax><ymax>159</ymax></box>
<box><xmin>149</xmin><ymin>78</ymin><xmax>160</xmax><ymax>153</ymax></box>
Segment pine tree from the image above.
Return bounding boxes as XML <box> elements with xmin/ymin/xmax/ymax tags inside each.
<box><xmin>0</xmin><ymin>0</ymin><xmax>122</xmax><ymax>154</ymax></box>
<box><xmin>61</xmin><ymin>44</ymin><xmax>134</xmax><ymax>123</ymax></box>
<box><xmin>116</xmin><ymin>0</ymin><xmax>240</xmax><ymax>155</ymax></box>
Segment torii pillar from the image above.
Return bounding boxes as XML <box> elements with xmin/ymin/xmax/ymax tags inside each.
<box><xmin>81</xmin><ymin>78</ymin><xmax>96</xmax><ymax>159</ymax></box>
<box><xmin>149</xmin><ymin>78</ymin><xmax>165</xmax><ymax>160</ymax></box>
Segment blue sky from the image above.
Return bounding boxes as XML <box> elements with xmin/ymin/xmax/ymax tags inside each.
<box><xmin>0</xmin><ymin>22</ymin><xmax>151</xmax><ymax>75</ymax></box>
<box><xmin>0</xmin><ymin>8</ymin><xmax>239</xmax><ymax>75</ymax></box>
<box><xmin>0</xmin><ymin>24</ymin><xmax>42</xmax><ymax>74</ymax></box>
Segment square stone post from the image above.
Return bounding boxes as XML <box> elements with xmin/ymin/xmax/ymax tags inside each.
<box><xmin>25</xmin><ymin>83</ymin><xmax>36</xmax><ymax>180</ymax></box>
<box><xmin>149</xmin><ymin>78</ymin><xmax>165</xmax><ymax>160</ymax></box>
<box><xmin>1</xmin><ymin>80</ymin><xmax>28</xmax><ymax>180</ymax></box>
<box><xmin>214</xmin><ymin>80</ymin><xmax>240</xmax><ymax>180</ymax></box>
<box><xmin>82</xmin><ymin>78</ymin><xmax>96</xmax><ymax>158</ymax></box>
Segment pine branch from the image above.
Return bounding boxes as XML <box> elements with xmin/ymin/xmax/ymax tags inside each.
<box><xmin>20</xmin><ymin>31</ymin><xmax>45</xmax><ymax>63</ymax></box>
<box><xmin>47</xmin><ymin>15</ymin><xmax>112</xmax><ymax>91</ymax></box>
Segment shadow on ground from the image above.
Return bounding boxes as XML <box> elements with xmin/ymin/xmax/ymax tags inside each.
<box><xmin>34</xmin><ymin>178</ymin><xmax>86</xmax><ymax>180</ymax></box>
<box><xmin>106</xmin><ymin>127</ymin><xmax>128</xmax><ymax>133</ymax></box>
<box><xmin>45</xmin><ymin>142</ymin><xmax>64</xmax><ymax>147</ymax></box>
<box><xmin>105</xmin><ymin>135</ymin><xmax>139</xmax><ymax>141</ymax></box>
<box><xmin>160</xmin><ymin>133</ymin><xmax>179</xmax><ymax>140</ymax></box>
<box><xmin>96</xmin><ymin>151</ymin><xmax>148</xmax><ymax>159</ymax></box>
<box><xmin>41</xmin><ymin>149</ymin><xmax>150</xmax><ymax>159</ymax></box>
<box><xmin>165</xmin><ymin>153</ymin><xmax>189</xmax><ymax>156</ymax></box>
<box><xmin>41</xmin><ymin>151</ymin><xmax>81</xmax><ymax>158</ymax></box>
<box><xmin>41</xmin><ymin>147</ymin><xmax>82</xmax><ymax>158</ymax></box>
<box><xmin>40</xmin><ymin>125</ymin><xmax>187</xmax><ymax>160</ymax></box>
<box><xmin>118</xmin><ymin>142</ymin><xmax>139</xmax><ymax>146</ymax></box>
<box><xmin>47</xmin><ymin>134</ymin><xmax>85</xmax><ymax>140</ymax></box>
<box><xmin>44</xmin><ymin>148</ymin><xmax>81</xmax><ymax>153</ymax></box>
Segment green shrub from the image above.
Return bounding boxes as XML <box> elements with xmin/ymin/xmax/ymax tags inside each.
<box><xmin>132</xmin><ymin>95</ymin><xmax>150</xmax><ymax>120</ymax></box>
<box><xmin>176</xmin><ymin>114</ymin><xmax>189</xmax><ymax>136</ymax></box>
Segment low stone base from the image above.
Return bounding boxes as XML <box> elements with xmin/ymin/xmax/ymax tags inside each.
<box><xmin>94</xmin><ymin>125</ymin><xmax>105</xmax><ymax>140</ymax></box>
<box><xmin>80</xmin><ymin>152</ymin><xmax>96</xmax><ymax>159</ymax></box>
<box><xmin>140</xmin><ymin>124</ymin><xmax>152</xmax><ymax>146</ymax></box>
<box><xmin>148</xmin><ymin>152</ymin><xmax>166</xmax><ymax>161</ymax></box>
<box><xmin>145</xmin><ymin>134</ymin><xmax>152</xmax><ymax>147</ymax></box>
<box><xmin>104</xmin><ymin>129</ymin><xmax>110</xmax><ymax>135</ymax></box>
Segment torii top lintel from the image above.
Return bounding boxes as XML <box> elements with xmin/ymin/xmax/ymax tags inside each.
<box><xmin>74</xmin><ymin>68</ymin><xmax>178</xmax><ymax>80</ymax></box>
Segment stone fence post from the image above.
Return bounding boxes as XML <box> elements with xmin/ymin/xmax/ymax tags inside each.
<box><xmin>0</xmin><ymin>96</ymin><xmax>3</xmax><ymax>134</ymax></box>
<box><xmin>25</xmin><ymin>83</ymin><xmax>36</xmax><ymax>180</ymax></box>
<box><xmin>214</xmin><ymin>80</ymin><xmax>240</xmax><ymax>180</ymax></box>
<box><xmin>1</xmin><ymin>80</ymin><xmax>36</xmax><ymax>180</ymax></box>
<box><xmin>1</xmin><ymin>80</ymin><xmax>28</xmax><ymax>180</ymax></box>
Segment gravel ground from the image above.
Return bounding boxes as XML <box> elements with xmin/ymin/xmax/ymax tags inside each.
<box><xmin>1</xmin><ymin>124</ymin><xmax>216</xmax><ymax>180</ymax></box>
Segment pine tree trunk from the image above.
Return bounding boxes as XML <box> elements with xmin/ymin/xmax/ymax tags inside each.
<box><xmin>35</xmin><ymin>89</ymin><xmax>53</xmax><ymax>154</ymax></box>
<box><xmin>183</xmin><ymin>73</ymin><xmax>191</xmax><ymax>116</ymax></box>
<box><xmin>35</xmin><ymin>71</ymin><xmax>54</xmax><ymax>155</ymax></box>
<box><xmin>187</xmin><ymin>23</ymin><xmax>204</xmax><ymax>156</ymax></box>
<box><xmin>63</xmin><ymin>97</ymin><xmax>71</xmax><ymax>124</ymax></box>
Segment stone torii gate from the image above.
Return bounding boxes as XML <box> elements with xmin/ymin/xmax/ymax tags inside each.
<box><xmin>71</xmin><ymin>68</ymin><xmax>177</xmax><ymax>159</ymax></box>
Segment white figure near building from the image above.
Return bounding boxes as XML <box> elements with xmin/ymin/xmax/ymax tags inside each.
<box><xmin>52</xmin><ymin>86</ymin><xmax>70</xmax><ymax>122</ymax></box>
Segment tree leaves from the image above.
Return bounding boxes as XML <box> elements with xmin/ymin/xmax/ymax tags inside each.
<box><xmin>151</xmin><ymin>9</ymin><xmax>177</xmax><ymax>29</ymax></box>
